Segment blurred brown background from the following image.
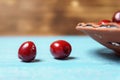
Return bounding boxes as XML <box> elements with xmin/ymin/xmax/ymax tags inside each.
<box><xmin>0</xmin><ymin>0</ymin><xmax>120</xmax><ymax>36</ymax></box>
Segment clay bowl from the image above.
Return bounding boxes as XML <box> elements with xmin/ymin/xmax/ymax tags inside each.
<box><xmin>76</xmin><ymin>23</ymin><xmax>120</xmax><ymax>54</ymax></box>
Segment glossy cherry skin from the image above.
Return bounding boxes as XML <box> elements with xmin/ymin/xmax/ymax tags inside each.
<box><xmin>112</xmin><ymin>11</ymin><xmax>120</xmax><ymax>23</ymax></box>
<box><xmin>50</xmin><ymin>40</ymin><xmax>72</xmax><ymax>59</ymax></box>
<box><xmin>98</xmin><ymin>19</ymin><xmax>111</xmax><ymax>25</ymax></box>
<box><xmin>18</xmin><ymin>41</ymin><xmax>36</xmax><ymax>62</ymax></box>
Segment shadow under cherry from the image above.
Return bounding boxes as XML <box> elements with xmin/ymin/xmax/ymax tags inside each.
<box><xmin>21</xmin><ymin>59</ymin><xmax>42</xmax><ymax>63</ymax></box>
<box><xmin>55</xmin><ymin>56</ymin><xmax>77</xmax><ymax>61</ymax></box>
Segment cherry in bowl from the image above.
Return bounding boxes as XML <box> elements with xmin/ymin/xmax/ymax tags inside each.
<box><xmin>18</xmin><ymin>41</ymin><xmax>36</xmax><ymax>62</ymax></box>
<box><xmin>112</xmin><ymin>11</ymin><xmax>120</xmax><ymax>23</ymax></box>
<box><xmin>50</xmin><ymin>40</ymin><xmax>72</xmax><ymax>59</ymax></box>
<box><xmin>98</xmin><ymin>19</ymin><xmax>111</xmax><ymax>25</ymax></box>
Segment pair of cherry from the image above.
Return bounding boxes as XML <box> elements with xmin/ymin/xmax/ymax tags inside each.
<box><xmin>18</xmin><ymin>40</ymin><xmax>72</xmax><ymax>62</ymax></box>
<box><xmin>98</xmin><ymin>11</ymin><xmax>120</xmax><ymax>25</ymax></box>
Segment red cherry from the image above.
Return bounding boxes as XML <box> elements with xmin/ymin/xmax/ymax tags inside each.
<box><xmin>50</xmin><ymin>40</ymin><xmax>72</xmax><ymax>59</ymax></box>
<box><xmin>112</xmin><ymin>11</ymin><xmax>120</xmax><ymax>23</ymax></box>
<box><xmin>18</xmin><ymin>41</ymin><xmax>36</xmax><ymax>62</ymax></box>
<box><xmin>98</xmin><ymin>20</ymin><xmax>111</xmax><ymax>25</ymax></box>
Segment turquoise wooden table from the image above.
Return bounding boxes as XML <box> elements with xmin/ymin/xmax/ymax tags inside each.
<box><xmin>0</xmin><ymin>36</ymin><xmax>120</xmax><ymax>80</ymax></box>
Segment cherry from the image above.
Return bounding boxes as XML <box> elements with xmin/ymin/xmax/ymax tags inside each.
<box><xmin>18</xmin><ymin>41</ymin><xmax>36</xmax><ymax>62</ymax></box>
<box><xmin>50</xmin><ymin>40</ymin><xmax>72</xmax><ymax>59</ymax></box>
<box><xmin>112</xmin><ymin>11</ymin><xmax>120</xmax><ymax>23</ymax></box>
<box><xmin>98</xmin><ymin>19</ymin><xmax>111</xmax><ymax>25</ymax></box>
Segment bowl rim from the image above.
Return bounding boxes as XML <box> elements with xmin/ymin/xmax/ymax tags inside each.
<box><xmin>76</xmin><ymin>22</ymin><xmax>120</xmax><ymax>32</ymax></box>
